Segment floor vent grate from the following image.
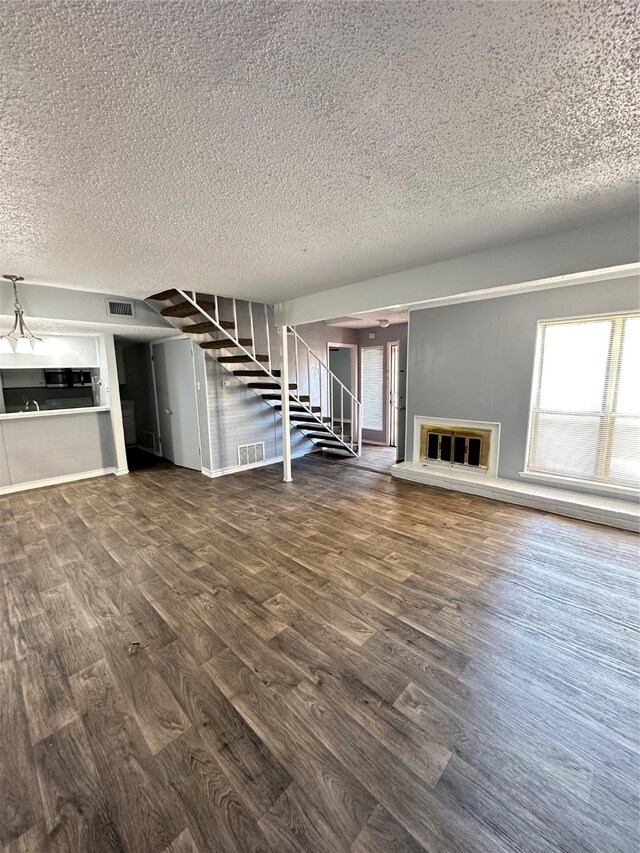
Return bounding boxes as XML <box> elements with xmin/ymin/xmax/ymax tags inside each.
<box><xmin>238</xmin><ymin>442</ymin><xmax>265</xmax><ymax>467</ymax></box>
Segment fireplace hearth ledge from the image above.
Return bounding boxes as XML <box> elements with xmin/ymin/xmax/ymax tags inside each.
<box><xmin>391</xmin><ymin>461</ymin><xmax>639</xmax><ymax>532</ymax></box>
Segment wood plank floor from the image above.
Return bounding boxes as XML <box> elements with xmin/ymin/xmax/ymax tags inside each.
<box><xmin>330</xmin><ymin>443</ymin><xmax>398</xmax><ymax>474</ymax></box>
<box><xmin>1</xmin><ymin>456</ymin><xmax>638</xmax><ymax>852</ymax></box>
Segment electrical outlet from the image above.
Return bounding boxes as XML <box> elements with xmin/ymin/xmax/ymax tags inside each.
<box><xmin>368</xmin><ymin>331</ymin><xmax>376</xmax><ymax>339</ymax></box>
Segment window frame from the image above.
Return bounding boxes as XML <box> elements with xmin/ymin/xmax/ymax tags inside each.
<box><xmin>522</xmin><ymin>309</ymin><xmax>640</xmax><ymax>496</ymax></box>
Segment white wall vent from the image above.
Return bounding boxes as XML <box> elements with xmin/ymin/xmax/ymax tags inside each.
<box><xmin>142</xmin><ymin>431</ymin><xmax>157</xmax><ymax>451</ymax></box>
<box><xmin>238</xmin><ymin>442</ymin><xmax>265</xmax><ymax>467</ymax></box>
<box><xmin>106</xmin><ymin>298</ymin><xmax>135</xmax><ymax>318</ymax></box>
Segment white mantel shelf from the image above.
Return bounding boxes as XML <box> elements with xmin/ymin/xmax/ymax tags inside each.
<box><xmin>0</xmin><ymin>407</ymin><xmax>110</xmax><ymax>421</ymax></box>
<box><xmin>391</xmin><ymin>462</ymin><xmax>639</xmax><ymax>532</ymax></box>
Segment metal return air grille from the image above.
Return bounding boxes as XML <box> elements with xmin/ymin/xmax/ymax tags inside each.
<box><xmin>238</xmin><ymin>442</ymin><xmax>265</xmax><ymax>467</ymax></box>
<box><xmin>420</xmin><ymin>424</ymin><xmax>491</xmax><ymax>469</ymax></box>
<box><xmin>106</xmin><ymin>299</ymin><xmax>135</xmax><ymax>317</ymax></box>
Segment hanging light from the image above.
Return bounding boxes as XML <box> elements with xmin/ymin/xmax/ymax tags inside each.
<box><xmin>0</xmin><ymin>275</ymin><xmax>45</xmax><ymax>354</ymax></box>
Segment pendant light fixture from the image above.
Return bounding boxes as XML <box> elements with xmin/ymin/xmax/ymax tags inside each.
<box><xmin>0</xmin><ymin>274</ymin><xmax>45</xmax><ymax>354</ymax></box>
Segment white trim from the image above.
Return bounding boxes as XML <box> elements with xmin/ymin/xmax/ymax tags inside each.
<box><xmin>99</xmin><ymin>334</ymin><xmax>128</xmax><ymax>475</ymax></box>
<box><xmin>400</xmin><ymin>264</ymin><xmax>640</xmax><ymax>316</ymax></box>
<box><xmin>387</xmin><ymin>339</ymin><xmax>400</xmax><ymax>448</ymax></box>
<box><xmin>391</xmin><ymin>462</ymin><xmax>639</xmax><ymax>532</ymax></box>
<box><xmin>0</xmin><ymin>406</ymin><xmax>110</xmax><ymax>421</ymax></box>
<box><xmin>149</xmin><ymin>342</ymin><xmax>163</xmax><ymax>456</ymax></box>
<box><xmin>201</xmin><ymin>448</ymin><xmax>316</xmax><ymax>479</ymax></box>
<box><xmin>326</xmin><ymin>341</ymin><xmax>359</xmax><ymax>404</ymax></box>
<box><xmin>0</xmin><ymin>467</ymin><xmax>121</xmax><ymax>495</ymax></box>
<box><xmin>520</xmin><ymin>469</ymin><xmax>639</xmax><ymax>498</ymax></box>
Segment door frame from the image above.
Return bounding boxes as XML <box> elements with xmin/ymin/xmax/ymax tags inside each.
<box><xmin>359</xmin><ymin>343</ymin><xmax>387</xmax><ymax>445</ymax></box>
<box><xmin>151</xmin><ymin>336</ymin><xmax>203</xmax><ymax>470</ymax></box>
<box><xmin>326</xmin><ymin>341</ymin><xmax>358</xmax><ymax>423</ymax></box>
<box><xmin>388</xmin><ymin>339</ymin><xmax>400</xmax><ymax>448</ymax></box>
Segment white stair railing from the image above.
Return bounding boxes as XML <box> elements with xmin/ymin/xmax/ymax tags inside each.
<box><xmin>168</xmin><ymin>290</ymin><xmax>361</xmax><ymax>464</ymax></box>
<box><xmin>286</xmin><ymin>325</ymin><xmax>362</xmax><ymax>456</ymax></box>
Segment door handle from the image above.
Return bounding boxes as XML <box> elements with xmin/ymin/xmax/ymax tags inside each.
<box><xmin>165</xmin><ymin>408</ymin><xmax>173</xmax><ymax>415</ymax></box>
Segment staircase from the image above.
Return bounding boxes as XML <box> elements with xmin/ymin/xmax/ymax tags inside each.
<box><xmin>146</xmin><ymin>288</ymin><xmax>361</xmax><ymax>459</ymax></box>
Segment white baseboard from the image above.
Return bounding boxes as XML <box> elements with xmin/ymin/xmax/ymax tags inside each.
<box><xmin>201</xmin><ymin>449</ymin><xmax>317</xmax><ymax>480</ymax></box>
<box><xmin>391</xmin><ymin>462</ymin><xmax>639</xmax><ymax>532</ymax></box>
<box><xmin>0</xmin><ymin>467</ymin><xmax>121</xmax><ymax>495</ymax></box>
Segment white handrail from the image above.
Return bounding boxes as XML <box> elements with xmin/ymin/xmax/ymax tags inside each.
<box><xmin>175</xmin><ymin>289</ymin><xmax>282</xmax><ymax>382</ymax></box>
<box><xmin>286</xmin><ymin>325</ymin><xmax>361</xmax><ymax>453</ymax></box>
<box><xmin>170</xmin><ymin>292</ymin><xmax>360</xmax><ymax>457</ymax></box>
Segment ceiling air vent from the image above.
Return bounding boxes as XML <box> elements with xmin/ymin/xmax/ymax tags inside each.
<box><xmin>106</xmin><ymin>299</ymin><xmax>135</xmax><ymax>318</ymax></box>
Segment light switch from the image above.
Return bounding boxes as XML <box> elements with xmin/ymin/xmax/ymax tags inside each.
<box><xmin>222</xmin><ymin>379</ymin><xmax>232</xmax><ymax>387</ymax></box>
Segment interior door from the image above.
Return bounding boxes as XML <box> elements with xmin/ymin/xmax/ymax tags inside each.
<box><xmin>152</xmin><ymin>338</ymin><xmax>201</xmax><ymax>470</ymax></box>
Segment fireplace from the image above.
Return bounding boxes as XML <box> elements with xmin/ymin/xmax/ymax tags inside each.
<box><xmin>413</xmin><ymin>416</ymin><xmax>501</xmax><ymax>477</ymax></box>
<box><xmin>419</xmin><ymin>423</ymin><xmax>491</xmax><ymax>469</ymax></box>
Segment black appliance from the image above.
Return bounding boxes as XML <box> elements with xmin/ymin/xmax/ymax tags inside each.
<box><xmin>44</xmin><ymin>368</ymin><xmax>93</xmax><ymax>388</ymax></box>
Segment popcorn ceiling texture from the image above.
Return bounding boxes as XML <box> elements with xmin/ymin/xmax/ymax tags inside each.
<box><xmin>0</xmin><ymin>1</ymin><xmax>637</xmax><ymax>303</ymax></box>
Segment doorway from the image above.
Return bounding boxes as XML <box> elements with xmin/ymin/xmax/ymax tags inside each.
<box><xmin>327</xmin><ymin>342</ymin><xmax>358</xmax><ymax>433</ymax></box>
<box><xmin>151</xmin><ymin>338</ymin><xmax>202</xmax><ymax>470</ymax></box>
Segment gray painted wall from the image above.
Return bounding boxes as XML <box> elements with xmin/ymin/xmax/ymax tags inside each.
<box><xmin>329</xmin><ymin>346</ymin><xmax>353</xmax><ymax>419</ymax></box>
<box><xmin>204</xmin><ymin>356</ymin><xmax>313</xmax><ymax>473</ymax></box>
<box><xmin>0</xmin><ymin>410</ymin><xmax>116</xmax><ymax>487</ymax></box>
<box><xmin>406</xmin><ymin>276</ymin><xmax>639</xmax><ymax>499</ymax></box>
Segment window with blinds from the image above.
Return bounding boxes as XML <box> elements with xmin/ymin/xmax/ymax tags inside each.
<box><xmin>361</xmin><ymin>346</ymin><xmax>384</xmax><ymax>431</ymax></box>
<box><xmin>525</xmin><ymin>312</ymin><xmax>640</xmax><ymax>491</ymax></box>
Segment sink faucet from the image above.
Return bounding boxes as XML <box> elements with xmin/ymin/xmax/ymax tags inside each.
<box><xmin>24</xmin><ymin>400</ymin><xmax>40</xmax><ymax>412</ymax></box>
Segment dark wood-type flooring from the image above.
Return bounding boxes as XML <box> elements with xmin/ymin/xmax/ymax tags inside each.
<box><xmin>1</xmin><ymin>456</ymin><xmax>638</xmax><ymax>852</ymax></box>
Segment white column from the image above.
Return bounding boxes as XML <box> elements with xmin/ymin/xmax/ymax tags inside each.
<box><xmin>280</xmin><ymin>325</ymin><xmax>292</xmax><ymax>482</ymax></box>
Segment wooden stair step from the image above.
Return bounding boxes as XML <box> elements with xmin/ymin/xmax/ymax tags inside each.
<box><xmin>247</xmin><ymin>382</ymin><xmax>297</xmax><ymax>389</ymax></box>
<box><xmin>218</xmin><ymin>354</ymin><xmax>269</xmax><ymax>363</ymax></box>
<box><xmin>273</xmin><ymin>404</ymin><xmax>321</xmax><ymax>413</ymax></box>
<box><xmin>184</xmin><ymin>320</ymin><xmax>235</xmax><ymax>333</ymax></box>
<box><xmin>162</xmin><ymin>301</ymin><xmax>217</xmax><ymax>318</ymax></box>
<box><xmin>261</xmin><ymin>393</ymin><xmax>310</xmax><ymax>402</ymax></box>
<box><xmin>302</xmin><ymin>432</ymin><xmax>347</xmax><ymax>440</ymax></box>
<box><xmin>200</xmin><ymin>338</ymin><xmax>252</xmax><ymax>350</ymax></box>
<box><xmin>234</xmin><ymin>369</ymin><xmax>281</xmax><ymax>377</ymax></box>
<box><xmin>148</xmin><ymin>288</ymin><xmax>178</xmax><ymax>301</ymax></box>
<box><xmin>316</xmin><ymin>443</ymin><xmax>356</xmax><ymax>452</ymax></box>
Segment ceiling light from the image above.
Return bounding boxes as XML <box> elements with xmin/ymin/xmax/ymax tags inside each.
<box><xmin>14</xmin><ymin>336</ymin><xmax>33</xmax><ymax>354</ymax></box>
<box><xmin>1</xmin><ymin>274</ymin><xmax>44</xmax><ymax>355</ymax></box>
<box><xmin>379</xmin><ymin>319</ymin><xmax>390</xmax><ymax>328</ymax></box>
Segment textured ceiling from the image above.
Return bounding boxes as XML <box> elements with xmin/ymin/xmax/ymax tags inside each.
<box><xmin>0</xmin><ymin>1</ymin><xmax>637</xmax><ymax>304</ymax></box>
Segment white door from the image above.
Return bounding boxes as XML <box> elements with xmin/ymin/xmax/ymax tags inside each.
<box><xmin>152</xmin><ymin>338</ymin><xmax>201</xmax><ymax>470</ymax></box>
<box><xmin>361</xmin><ymin>345</ymin><xmax>385</xmax><ymax>444</ymax></box>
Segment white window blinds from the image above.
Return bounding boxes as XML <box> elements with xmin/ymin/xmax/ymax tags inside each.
<box><xmin>526</xmin><ymin>313</ymin><xmax>640</xmax><ymax>491</ymax></box>
<box><xmin>361</xmin><ymin>346</ymin><xmax>384</xmax><ymax>431</ymax></box>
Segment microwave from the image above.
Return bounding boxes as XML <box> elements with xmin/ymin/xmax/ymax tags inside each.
<box><xmin>44</xmin><ymin>369</ymin><xmax>92</xmax><ymax>388</ymax></box>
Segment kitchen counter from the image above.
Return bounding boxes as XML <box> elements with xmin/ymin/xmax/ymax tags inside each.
<box><xmin>0</xmin><ymin>407</ymin><xmax>119</xmax><ymax>493</ymax></box>
<box><xmin>0</xmin><ymin>406</ymin><xmax>110</xmax><ymax>420</ymax></box>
